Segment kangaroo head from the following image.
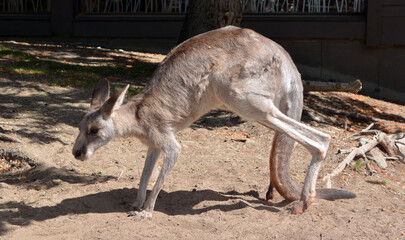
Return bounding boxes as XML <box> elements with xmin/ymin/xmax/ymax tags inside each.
<box><xmin>72</xmin><ymin>80</ymin><xmax>129</xmax><ymax>160</ymax></box>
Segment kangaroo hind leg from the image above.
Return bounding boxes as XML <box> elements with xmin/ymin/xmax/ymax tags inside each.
<box><xmin>266</xmin><ymin>91</ymin><xmax>302</xmax><ymax>202</ymax></box>
<box><xmin>224</xmin><ymin>90</ymin><xmax>330</xmax><ymax>213</ymax></box>
<box><xmin>262</xmin><ymin>105</ymin><xmax>330</xmax><ymax>213</ymax></box>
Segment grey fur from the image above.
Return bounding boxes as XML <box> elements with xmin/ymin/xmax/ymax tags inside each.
<box><xmin>73</xmin><ymin>26</ymin><xmax>332</xmax><ymax>218</ymax></box>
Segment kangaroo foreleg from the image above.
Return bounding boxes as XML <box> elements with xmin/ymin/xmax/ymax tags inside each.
<box><xmin>129</xmin><ymin>135</ymin><xmax>181</xmax><ymax>219</ymax></box>
<box><xmin>131</xmin><ymin>147</ymin><xmax>161</xmax><ymax>210</ymax></box>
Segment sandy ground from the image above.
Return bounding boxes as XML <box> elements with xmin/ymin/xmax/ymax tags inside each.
<box><xmin>0</xmin><ymin>41</ymin><xmax>404</xmax><ymax>240</ymax></box>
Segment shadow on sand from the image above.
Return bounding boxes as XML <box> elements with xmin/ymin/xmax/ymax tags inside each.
<box><xmin>0</xmin><ymin>186</ymin><xmax>287</xmax><ymax>235</ymax></box>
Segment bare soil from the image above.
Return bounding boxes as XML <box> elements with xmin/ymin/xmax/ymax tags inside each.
<box><xmin>0</xmin><ymin>41</ymin><xmax>404</xmax><ymax>240</ymax></box>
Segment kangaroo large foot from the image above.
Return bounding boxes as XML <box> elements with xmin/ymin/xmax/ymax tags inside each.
<box><xmin>290</xmin><ymin>191</ymin><xmax>316</xmax><ymax>214</ymax></box>
<box><xmin>290</xmin><ymin>201</ymin><xmax>308</xmax><ymax>214</ymax></box>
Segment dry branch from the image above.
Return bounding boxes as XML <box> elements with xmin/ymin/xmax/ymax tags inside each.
<box><xmin>367</xmin><ymin>147</ymin><xmax>387</xmax><ymax>169</ymax></box>
<box><xmin>323</xmin><ymin>136</ymin><xmax>379</xmax><ymax>188</ymax></box>
<box><xmin>303</xmin><ymin>79</ymin><xmax>362</xmax><ymax>93</ymax></box>
<box><xmin>391</xmin><ymin>133</ymin><xmax>405</xmax><ymax>163</ymax></box>
<box><xmin>323</xmin><ymin>129</ymin><xmax>404</xmax><ymax>188</ymax></box>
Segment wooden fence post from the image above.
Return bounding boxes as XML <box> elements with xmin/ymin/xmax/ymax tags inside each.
<box><xmin>366</xmin><ymin>0</ymin><xmax>382</xmax><ymax>46</ymax></box>
<box><xmin>51</xmin><ymin>0</ymin><xmax>74</xmax><ymax>36</ymax></box>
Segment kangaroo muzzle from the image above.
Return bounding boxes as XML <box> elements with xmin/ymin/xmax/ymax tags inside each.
<box><xmin>72</xmin><ymin>132</ymin><xmax>92</xmax><ymax>161</ymax></box>
<box><xmin>72</xmin><ymin>146</ymin><xmax>90</xmax><ymax>161</ymax></box>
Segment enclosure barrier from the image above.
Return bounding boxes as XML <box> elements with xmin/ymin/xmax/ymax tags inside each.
<box><xmin>0</xmin><ymin>0</ymin><xmax>364</xmax><ymax>14</ymax></box>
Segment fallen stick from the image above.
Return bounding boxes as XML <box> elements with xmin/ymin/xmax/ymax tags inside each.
<box><xmin>323</xmin><ymin>139</ymin><xmax>378</xmax><ymax>188</ymax></box>
<box><xmin>303</xmin><ymin>79</ymin><xmax>362</xmax><ymax>93</ymax></box>
<box><xmin>323</xmin><ymin>131</ymin><xmax>399</xmax><ymax>188</ymax></box>
<box><xmin>351</xmin><ymin>123</ymin><xmax>376</xmax><ymax>137</ymax></box>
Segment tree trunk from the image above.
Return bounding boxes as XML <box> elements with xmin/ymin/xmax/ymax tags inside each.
<box><xmin>178</xmin><ymin>0</ymin><xmax>242</xmax><ymax>44</ymax></box>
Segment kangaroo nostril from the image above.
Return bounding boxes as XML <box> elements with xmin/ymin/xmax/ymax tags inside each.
<box><xmin>74</xmin><ymin>150</ymin><xmax>82</xmax><ymax>158</ymax></box>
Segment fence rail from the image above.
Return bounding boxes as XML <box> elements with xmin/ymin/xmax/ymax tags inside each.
<box><xmin>0</xmin><ymin>0</ymin><xmax>364</xmax><ymax>14</ymax></box>
<box><xmin>77</xmin><ymin>0</ymin><xmax>365</xmax><ymax>14</ymax></box>
<box><xmin>245</xmin><ymin>0</ymin><xmax>365</xmax><ymax>13</ymax></box>
<box><xmin>78</xmin><ymin>0</ymin><xmax>189</xmax><ymax>13</ymax></box>
<box><xmin>0</xmin><ymin>0</ymin><xmax>50</xmax><ymax>12</ymax></box>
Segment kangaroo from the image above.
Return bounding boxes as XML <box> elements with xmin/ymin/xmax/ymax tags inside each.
<box><xmin>72</xmin><ymin>26</ymin><xmax>356</xmax><ymax>219</ymax></box>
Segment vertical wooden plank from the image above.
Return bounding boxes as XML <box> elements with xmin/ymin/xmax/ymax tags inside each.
<box><xmin>51</xmin><ymin>0</ymin><xmax>74</xmax><ymax>36</ymax></box>
<box><xmin>380</xmin><ymin>0</ymin><xmax>405</xmax><ymax>45</ymax></box>
<box><xmin>366</xmin><ymin>0</ymin><xmax>382</xmax><ymax>46</ymax></box>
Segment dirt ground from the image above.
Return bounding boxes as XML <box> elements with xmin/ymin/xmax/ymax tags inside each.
<box><xmin>0</xmin><ymin>41</ymin><xmax>404</xmax><ymax>240</ymax></box>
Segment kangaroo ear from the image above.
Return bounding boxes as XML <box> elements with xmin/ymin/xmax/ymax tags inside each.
<box><xmin>100</xmin><ymin>84</ymin><xmax>129</xmax><ymax>117</ymax></box>
<box><xmin>91</xmin><ymin>79</ymin><xmax>110</xmax><ymax>110</ymax></box>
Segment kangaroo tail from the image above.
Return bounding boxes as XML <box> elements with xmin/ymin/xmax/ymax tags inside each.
<box><xmin>316</xmin><ymin>188</ymin><xmax>356</xmax><ymax>200</ymax></box>
<box><xmin>269</xmin><ymin>132</ymin><xmax>356</xmax><ymax>202</ymax></box>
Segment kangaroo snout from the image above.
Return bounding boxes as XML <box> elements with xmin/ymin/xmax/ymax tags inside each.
<box><xmin>72</xmin><ymin>147</ymin><xmax>88</xmax><ymax>161</ymax></box>
<box><xmin>74</xmin><ymin>149</ymin><xmax>83</xmax><ymax>159</ymax></box>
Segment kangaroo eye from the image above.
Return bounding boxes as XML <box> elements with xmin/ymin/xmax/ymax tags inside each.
<box><xmin>89</xmin><ymin>128</ymin><xmax>99</xmax><ymax>135</ymax></box>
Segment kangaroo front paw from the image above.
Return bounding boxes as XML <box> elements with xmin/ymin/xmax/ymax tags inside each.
<box><xmin>127</xmin><ymin>210</ymin><xmax>152</xmax><ymax>220</ymax></box>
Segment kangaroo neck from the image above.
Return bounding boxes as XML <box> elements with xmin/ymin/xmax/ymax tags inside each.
<box><xmin>111</xmin><ymin>102</ymin><xmax>140</xmax><ymax>138</ymax></box>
